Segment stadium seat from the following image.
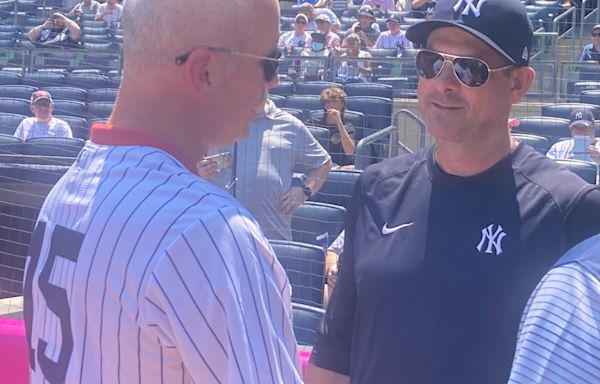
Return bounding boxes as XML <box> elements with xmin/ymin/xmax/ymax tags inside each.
<box><xmin>309</xmin><ymin>169</ymin><xmax>361</xmax><ymax>209</ymax></box>
<box><xmin>269</xmin><ymin>81</ymin><xmax>295</xmax><ymax>97</ymax></box>
<box><xmin>0</xmin><ymin>113</ymin><xmax>26</xmax><ymax>135</ymax></box>
<box><xmin>541</xmin><ymin>103</ymin><xmax>600</xmax><ymax>120</ymax></box>
<box><xmin>53</xmin><ymin>115</ymin><xmax>89</xmax><ymax>139</ymax></box>
<box><xmin>0</xmin><ymin>134</ymin><xmax>21</xmax><ymax>145</ymax></box>
<box><xmin>0</xmin><ymin>98</ymin><xmax>31</xmax><ymax>116</ymax></box>
<box><xmin>284</xmin><ymin>95</ymin><xmax>322</xmax><ymax>114</ymax></box>
<box><xmin>512</xmin><ymin>116</ymin><xmax>571</xmax><ymax>145</ymax></box>
<box><xmin>292</xmin><ymin>303</ymin><xmax>325</xmax><ymax>346</ymax></box>
<box><xmin>343</xmin><ymin>82</ymin><xmax>393</xmax><ymax>99</ymax></box>
<box><xmin>572</xmin><ymin>81</ymin><xmax>600</xmax><ymax>96</ymax></box>
<box><xmin>87</xmin><ymin>87</ymin><xmax>118</xmax><ymax>102</ymax></box>
<box><xmin>295</xmin><ymin>81</ymin><xmax>342</xmax><ymax>96</ymax></box>
<box><xmin>346</xmin><ymin>96</ymin><xmax>393</xmax><ymax>133</ymax></box>
<box><xmin>554</xmin><ymin>159</ymin><xmax>597</xmax><ymax>184</ymax></box>
<box><xmin>43</xmin><ymin>86</ymin><xmax>88</xmax><ymax>102</ymax></box>
<box><xmin>269</xmin><ymin>239</ymin><xmax>326</xmax><ymax>307</ymax></box>
<box><xmin>511</xmin><ymin>133</ymin><xmax>551</xmax><ymax>155</ymax></box>
<box><xmin>0</xmin><ymin>85</ymin><xmax>37</xmax><ymax>100</ymax></box>
<box><xmin>22</xmin><ymin>72</ymin><xmax>66</xmax><ymax>88</ymax></box>
<box><xmin>23</xmin><ymin>139</ymin><xmax>83</xmax><ymax>159</ymax></box>
<box><xmin>52</xmin><ymin>100</ymin><xmax>87</xmax><ymax>118</ymax></box>
<box><xmin>280</xmin><ymin>107</ymin><xmax>305</xmax><ymax>121</ymax></box>
<box><xmin>25</xmin><ymin>137</ymin><xmax>85</xmax><ymax>148</ymax></box>
<box><xmin>308</xmin><ymin>109</ymin><xmax>366</xmax><ymax>141</ymax></box>
<box><xmin>87</xmin><ymin>101</ymin><xmax>114</xmax><ymax>119</ymax></box>
<box><xmin>306</xmin><ymin>125</ymin><xmax>330</xmax><ymax>151</ymax></box>
<box><xmin>580</xmin><ymin>90</ymin><xmax>600</xmax><ymax>106</ymax></box>
<box><xmin>81</xmin><ymin>20</ymin><xmax>108</xmax><ymax>29</ymax></box>
<box><xmin>0</xmin><ymin>143</ymin><xmax>26</xmax><ymax>154</ymax></box>
<box><xmin>291</xmin><ymin>201</ymin><xmax>346</xmax><ymax>247</ymax></box>
<box><xmin>268</xmin><ymin>94</ymin><xmax>286</xmax><ymax>108</ymax></box>
<box><xmin>65</xmin><ymin>73</ymin><xmax>111</xmax><ymax>89</ymax></box>
<box><xmin>0</xmin><ymin>71</ymin><xmax>21</xmax><ymax>85</ymax></box>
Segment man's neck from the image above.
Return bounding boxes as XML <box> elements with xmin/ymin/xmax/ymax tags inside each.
<box><xmin>36</xmin><ymin>116</ymin><xmax>52</xmax><ymax>124</ymax></box>
<box><xmin>434</xmin><ymin>137</ymin><xmax>512</xmax><ymax>177</ymax></box>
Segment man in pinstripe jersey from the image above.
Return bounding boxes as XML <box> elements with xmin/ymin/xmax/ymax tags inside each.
<box><xmin>23</xmin><ymin>0</ymin><xmax>303</xmax><ymax>383</ymax></box>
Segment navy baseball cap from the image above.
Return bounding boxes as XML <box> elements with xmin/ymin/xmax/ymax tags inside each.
<box><xmin>387</xmin><ymin>14</ymin><xmax>402</xmax><ymax>24</ymax></box>
<box><xmin>406</xmin><ymin>0</ymin><xmax>533</xmax><ymax>67</ymax></box>
<box><xmin>569</xmin><ymin>108</ymin><xmax>595</xmax><ymax>128</ymax></box>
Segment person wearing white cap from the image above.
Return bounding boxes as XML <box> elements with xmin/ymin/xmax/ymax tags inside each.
<box><xmin>313</xmin><ymin>13</ymin><xmax>341</xmax><ymax>48</ymax></box>
<box><xmin>298</xmin><ymin>2</ymin><xmax>341</xmax><ymax>32</ymax></box>
<box><xmin>580</xmin><ymin>24</ymin><xmax>600</xmax><ymax>62</ymax></box>
<box><xmin>278</xmin><ymin>13</ymin><xmax>311</xmax><ymax>52</ymax></box>
<box><xmin>13</xmin><ymin>90</ymin><xmax>73</xmax><ymax>140</ymax></box>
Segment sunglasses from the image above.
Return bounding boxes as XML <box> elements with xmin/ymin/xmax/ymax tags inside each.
<box><xmin>593</xmin><ymin>32</ymin><xmax>600</xmax><ymax>37</ymax></box>
<box><xmin>415</xmin><ymin>49</ymin><xmax>513</xmax><ymax>88</ymax></box>
<box><xmin>175</xmin><ymin>45</ymin><xmax>282</xmax><ymax>82</ymax></box>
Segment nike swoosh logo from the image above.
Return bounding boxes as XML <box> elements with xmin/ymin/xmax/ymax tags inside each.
<box><xmin>381</xmin><ymin>222</ymin><xmax>414</xmax><ymax>235</ymax></box>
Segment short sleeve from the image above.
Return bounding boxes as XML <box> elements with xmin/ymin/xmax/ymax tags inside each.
<box><xmin>291</xmin><ymin>118</ymin><xmax>331</xmax><ymax>171</ymax></box>
<box><xmin>13</xmin><ymin>120</ymin><xmax>25</xmax><ymax>140</ymax></box>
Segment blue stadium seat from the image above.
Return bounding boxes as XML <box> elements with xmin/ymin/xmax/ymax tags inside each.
<box><xmin>0</xmin><ymin>98</ymin><xmax>31</xmax><ymax>116</ymax></box>
<box><xmin>87</xmin><ymin>87</ymin><xmax>118</xmax><ymax>102</ymax></box>
<box><xmin>541</xmin><ymin>103</ymin><xmax>600</xmax><ymax>120</ymax></box>
<box><xmin>268</xmin><ymin>94</ymin><xmax>286</xmax><ymax>107</ymax></box>
<box><xmin>308</xmin><ymin>109</ymin><xmax>366</xmax><ymax>141</ymax></box>
<box><xmin>0</xmin><ymin>85</ymin><xmax>37</xmax><ymax>100</ymax></box>
<box><xmin>295</xmin><ymin>81</ymin><xmax>342</xmax><ymax>96</ymax></box>
<box><xmin>572</xmin><ymin>81</ymin><xmax>600</xmax><ymax>96</ymax></box>
<box><xmin>512</xmin><ymin>116</ymin><xmax>571</xmax><ymax>145</ymax></box>
<box><xmin>343</xmin><ymin>82</ymin><xmax>393</xmax><ymax>99</ymax></box>
<box><xmin>554</xmin><ymin>159</ymin><xmax>597</xmax><ymax>184</ymax></box>
<box><xmin>376</xmin><ymin>77</ymin><xmax>418</xmax><ymax>98</ymax></box>
<box><xmin>25</xmin><ymin>137</ymin><xmax>85</xmax><ymax>148</ymax></box>
<box><xmin>52</xmin><ymin>100</ymin><xmax>87</xmax><ymax>118</ymax></box>
<box><xmin>291</xmin><ymin>201</ymin><xmax>346</xmax><ymax>247</ymax></box>
<box><xmin>0</xmin><ymin>71</ymin><xmax>21</xmax><ymax>85</ymax></box>
<box><xmin>269</xmin><ymin>81</ymin><xmax>295</xmax><ymax>97</ymax></box>
<box><xmin>346</xmin><ymin>96</ymin><xmax>392</xmax><ymax>132</ymax></box>
<box><xmin>0</xmin><ymin>112</ymin><xmax>26</xmax><ymax>135</ymax></box>
<box><xmin>269</xmin><ymin>239</ymin><xmax>326</xmax><ymax>307</ymax></box>
<box><xmin>292</xmin><ymin>303</ymin><xmax>325</xmax><ymax>346</ymax></box>
<box><xmin>22</xmin><ymin>72</ymin><xmax>66</xmax><ymax>88</ymax></box>
<box><xmin>43</xmin><ymin>86</ymin><xmax>88</xmax><ymax>102</ymax></box>
<box><xmin>284</xmin><ymin>95</ymin><xmax>322</xmax><ymax>114</ymax></box>
<box><xmin>580</xmin><ymin>90</ymin><xmax>600</xmax><ymax>106</ymax></box>
<box><xmin>0</xmin><ymin>133</ymin><xmax>21</xmax><ymax>145</ymax></box>
<box><xmin>65</xmin><ymin>73</ymin><xmax>111</xmax><ymax>89</ymax></box>
<box><xmin>511</xmin><ymin>133</ymin><xmax>551</xmax><ymax>155</ymax></box>
<box><xmin>53</xmin><ymin>115</ymin><xmax>89</xmax><ymax>140</ymax></box>
<box><xmin>87</xmin><ymin>101</ymin><xmax>114</xmax><ymax>119</ymax></box>
<box><xmin>0</xmin><ymin>143</ymin><xmax>26</xmax><ymax>154</ymax></box>
<box><xmin>309</xmin><ymin>169</ymin><xmax>361</xmax><ymax>209</ymax></box>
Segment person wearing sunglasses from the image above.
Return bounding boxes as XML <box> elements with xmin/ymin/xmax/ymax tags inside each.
<box><xmin>580</xmin><ymin>24</ymin><xmax>600</xmax><ymax>62</ymax></box>
<box><xmin>306</xmin><ymin>0</ymin><xmax>600</xmax><ymax>383</ymax></box>
<box><xmin>23</xmin><ymin>0</ymin><xmax>304</xmax><ymax>383</ymax></box>
<box><xmin>278</xmin><ymin>13</ymin><xmax>311</xmax><ymax>54</ymax></box>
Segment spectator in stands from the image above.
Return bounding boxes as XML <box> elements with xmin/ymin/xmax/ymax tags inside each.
<box><xmin>508</xmin><ymin>233</ymin><xmax>600</xmax><ymax>384</ymax></box>
<box><xmin>201</xmin><ymin>97</ymin><xmax>332</xmax><ymax>241</ymax></box>
<box><xmin>375</xmin><ymin>13</ymin><xmax>414</xmax><ymax>52</ymax></box>
<box><xmin>580</xmin><ymin>24</ymin><xmax>600</xmax><ymax>62</ymax></box>
<box><xmin>279</xmin><ymin>13</ymin><xmax>311</xmax><ymax>54</ymax></box>
<box><xmin>350</xmin><ymin>6</ymin><xmax>380</xmax><ymax>48</ymax></box>
<box><xmin>546</xmin><ymin>108</ymin><xmax>600</xmax><ymax>165</ymax></box>
<box><xmin>361</xmin><ymin>0</ymin><xmax>396</xmax><ymax>12</ymax></box>
<box><xmin>27</xmin><ymin>12</ymin><xmax>81</xmax><ymax>47</ymax></box>
<box><xmin>301</xmin><ymin>32</ymin><xmax>332</xmax><ymax>80</ymax></box>
<box><xmin>13</xmin><ymin>90</ymin><xmax>73</xmax><ymax>140</ymax></box>
<box><xmin>95</xmin><ymin>0</ymin><xmax>123</xmax><ymax>25</ymax></box>
<box><xmin>312</xmin><ymin>14</ymin><xmax>341</xmax><ymax>49</ymax></box>
<box><xmin>309</xmin><ymin>87</ymin><xmax>356</xmax><ymax>167</ymax></box>
<box><xmin>411</xmin><ymin>0</ymin><xmax>437</xmax><ymax>18</ymax></box>
<box><xmin>299</xmin><ymin>2</ymin><xmax>342</xmax><ymax>33</ymax></box>
<box><xmin>70</xmin><ymin>0</ymin><xmax>101</xmax><ymax>16</ymax></box>
<box><xmin>337</xmin><ymin>33</ymin><xmax>373</xmax><ymax>82</ymax></box>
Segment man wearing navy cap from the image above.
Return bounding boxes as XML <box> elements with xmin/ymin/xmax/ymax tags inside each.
<box><xmin>306</xmin><ymin>0</ymin><xmax>600</xmax><ymax>383</ymax></box>
<box><xmin>547</xmin><ymin>108</ymin><xmax>600</xmax><ymax>165</ymax></box>
<box><xmin>374</xmin><ymin>13</ymin><xmax>413</xmax><ymax>51</ymax></box>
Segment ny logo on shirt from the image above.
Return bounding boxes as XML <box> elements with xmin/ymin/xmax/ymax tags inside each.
<box><xmin>453</xmin><ymin>0</ymin><xmax>487</xmax><ymax>18</ymax></box>
<box><xmin>476</xmin><ymin>224</ymin><xmax>506</xmax><ymax>255</ymax></box>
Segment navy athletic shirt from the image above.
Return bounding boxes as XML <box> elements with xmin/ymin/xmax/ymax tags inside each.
<box><xmin>311</xmin><ymin>143</ymin><xmax>600</xmax><ymax>384</ymax></box>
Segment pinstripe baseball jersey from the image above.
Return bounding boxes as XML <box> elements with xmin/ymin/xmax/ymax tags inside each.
<box><xmin>508</xmin><ymin>233</ymin><xmax>600</xmax><ymax>384</ymax></box>
<box><xmin>23</xmin><ymin>124</ymin><xmax>302</xmax><ymax>384</ymax></box>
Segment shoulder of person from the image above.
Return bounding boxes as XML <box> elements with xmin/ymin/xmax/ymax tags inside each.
<box><xmin>52</xmin><ymin>117</ymin><xmax>70</xmax><ymax>126</ymax></box>
<box><xmin>361</xmin><ymin>146</ymin><xmax>429</xmax><ymax>192</ymax></box>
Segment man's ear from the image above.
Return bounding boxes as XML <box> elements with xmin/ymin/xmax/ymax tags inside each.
<box><xmin>185</xmin><ymin>48</ymin><xmax>213</xmax><ymax>91</ymax></box>
<box><xmin>508</xmin><ymin>66</ymin><xmax>535</xmax><ymax>104</ymax></box>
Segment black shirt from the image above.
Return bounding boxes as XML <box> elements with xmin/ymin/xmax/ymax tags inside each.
<box><xmin>311</xmin><ymin>143</ymin><xmax>600</xmax><ymax>384</ymax></box>
<box><xmin>36</xmin><ymin>27</ymin><xmax>79</xmax><ymax>48</ymax></box>
<box><xmin>309</xmin><ymin>116</ymin><xmax>355</xmax><ymax>167</ymax></box>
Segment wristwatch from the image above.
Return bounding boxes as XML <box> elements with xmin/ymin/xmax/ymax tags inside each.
<box><xmin>292</xmin><ymin>176</ymin><xmax>312</xmax><ymax>199</ymax></box>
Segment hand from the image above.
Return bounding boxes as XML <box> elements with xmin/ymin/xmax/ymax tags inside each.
<box><xmin>508</xmin><ymin>118</ymin><xmax>520</xmax><ymax>130</ymax></box>
<box><xmin>42</xmin><ymin>19</ymin><xmax>55</xmax><ymax>29</ymax></box>
<box><xmin>326</xmin><ymin>262</ymin><xmax>338</xmax><ymax>290</ymax></box>
<box><xmin>73</xmin><ymin>4</ymin><xmax>83</xmax><ymax>14</ymax></box>
<box><xmin>196</xmin><ymin>159</ymin><xmax>220</xmax><ymax>180</ymax></box>
<box><xmin>51</xmin><ymin>13</ymin><xmax>67</xmax><ymax>22</ymax></box>
<box><xmin>326</xmin><ymin>109</ymin><xmax>342</xmax><ymax>125</ymax></box>
<box><xmin>279</xmin><ymin>186</ymin><xmax>306</xmax><ymax>215</ymax></box>
<box><xmin>589</xmin><ymin>145</ymin><xmax>600</xmax><ymax>165</ymax></box>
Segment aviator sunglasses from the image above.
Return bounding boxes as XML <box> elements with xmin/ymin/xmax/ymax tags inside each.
<box><xmin>415</xmin><ymin>49</ymin><xmax>513</xmax><ymax>88</ymax></box>
<box><xmin>175</xmin><ymin>46</ymin><xmax>282</xmax><ymax>82</ymax></box>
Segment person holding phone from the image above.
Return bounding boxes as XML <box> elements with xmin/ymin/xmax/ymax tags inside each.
<box><xmin>26</xmin><ymin>12</ymin><xmax>81</xmax><ymax>47</ymax></box>
<box><xmin>349</xmin><ymin>5</ymin><xmax>380</xmax><ymax>48</ymax></box>
<box><xmin>546</xmin><ymin>108</ymin><xmax>600</xmax><ymax>165</ymax></box>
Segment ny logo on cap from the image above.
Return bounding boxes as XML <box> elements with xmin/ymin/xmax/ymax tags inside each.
<box><xmin>453</xmin><ymin>0</ymin><xmax>487</xmax><ymax>18</ymax></box>
<box><xmin>575</xmin><ymin>111</ymin><xmax>584</xmax><ymax>120</ymax></box>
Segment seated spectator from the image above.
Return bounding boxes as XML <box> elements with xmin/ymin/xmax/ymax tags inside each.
<box><xmin>311</xmin><ymin>14</ymin><xmax>341</xmax><ymax>49</ymax></box>
<box><xmin>298</xmin><ymin>2</ymin><xmax>342</xmax><ymax>33</ymax></box>
<box><xmin>411</xmin><ymin>0</ymin><xmax>437</xmax><ymax>18</ymax></box>
<box><xmin>580</xmin><ymin>24</ymin><xmax>600</xmax><ymax>62</ymax></box>
<box><xmin>309</xmin><ymin>87</ymin><xmax>356</xmax><ymax>167</ymax></box>
<box><xmin>301</xmin><ymin>32</ymin><xmax>332</xmax><ymax>81</ymax></box>
<box><xmin>546</xmin><ymin>108</ymin><xmax>600</xmax><ymax>165</ymax></box>
<box><xmin>396</xmin><ymin>0</ymin><xmax>411</xmax><ymax>10</ymax></box>
<box><xmin>350</xmin><ymin>6</ymin><xmax>380</xmax><ymax>48</ymax></box>
<box><xmin>95</xmin><ymin>0</ymin><xmax>123</xmax><ymax>25</ymax></box>
<box><xmin>375</xmin><ymin>13</ymin><xmax>413</xmax><ymax>52</ymax></box>
<box><xmin>70</xmin><ymin>0</ymin><xmax>100</xmax><ymax>16</ymax></box>
<box><xmin>337</xmin><ymin>33</ymin><xmax>373</xmax><ymax>83</ymax></box>
<box><xmin>27</xmin><ymin>12</ymin><xmax>81</xmax><ymax>47</ymax></box>
<box><xmin>14</xmin><ymin>90</ymin><xmax>73</xmax><ymax>140</ymax></box>
<box><xmin>361</xmin><ymin>0</ymin><xmax>397</xmax><ymax>12</ymax></box>
<box><xmin>279</xmin><ymin>13</ymin><xmax>311</xmax><ymax>54</ymax></box>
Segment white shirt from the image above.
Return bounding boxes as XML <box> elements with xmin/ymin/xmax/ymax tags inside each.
<box><xmin>375</xmin><ymin>30</ymin><xmax>413</xmax><ymax>50</ymax></box>
<box><xmin>13</xmin><ymin>117</ymin><xmax>73</xmax><ymax>140</ymax></box>
<box><xmin>96</xmin><ymin>3</ymin><xmax>123</xmax><ymax>24</ymax></box>
<box><xmin>278</xmin><ymin>30</ymin><xmax>310</xmax><ymax>49</ymax></box>
<box><xmin>546</xmin><ymin>138</ymin><xmax>600</xmax><ymax>163</ymax></box>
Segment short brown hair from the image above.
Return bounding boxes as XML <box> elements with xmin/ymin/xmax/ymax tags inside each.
<box><xmin>319</xmin><ymin>86</ymin><xmax>346</xmax><ymax>104</ymax></box>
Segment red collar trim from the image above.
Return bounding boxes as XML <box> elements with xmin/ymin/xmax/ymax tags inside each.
<box><xmin>90</xmin><ymin>123</ymin><xmax>197</xmax><ymax>172</ymax></box>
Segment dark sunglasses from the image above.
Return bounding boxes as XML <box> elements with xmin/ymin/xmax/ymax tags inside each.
<box><xmin>593</xmin><ymin>32</ymin><xmax>600</xmax><ymax>37</ymax></box>
<box><xmin>175</xmin><ymin>46</ymin><xmax>282</xmax><ymax>82</ymax></box>
<box><xmin>415</xmin><ymin>49</ymin><xmax>513</xmax><ymax>88</ymax></box>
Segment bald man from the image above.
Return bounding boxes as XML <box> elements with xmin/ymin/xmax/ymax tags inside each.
<box><xmin>22</xmin><ymin>0</ymin><xmax>303</xmax><ymax>383</ymax></box>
